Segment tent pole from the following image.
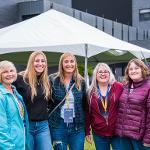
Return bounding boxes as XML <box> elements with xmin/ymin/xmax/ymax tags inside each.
<box><xmin>84</xmin><ymin>44</ymin><xmax>89</xmax><ymax>87</ymax></box>
<box><xmin>141</xmin><ymin>51</ymin><xmax>150</xmax><ymax>69</ymax></box>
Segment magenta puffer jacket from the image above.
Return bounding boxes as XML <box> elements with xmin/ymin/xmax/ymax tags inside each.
<box><xmin>115</xmin><ymin>79</ymin><xmax>150</xmax><ymax>144</ymax></box>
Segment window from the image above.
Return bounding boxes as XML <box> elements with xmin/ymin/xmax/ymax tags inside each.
<box><xmin>22</xmin><ymin>14</ymin><xmax>39</xmax><ymax>21</ymax></box>
<box><xmin>139</xmin><ymin>8</ymin><xmax>150</xmax><ymax>21</ymax></box>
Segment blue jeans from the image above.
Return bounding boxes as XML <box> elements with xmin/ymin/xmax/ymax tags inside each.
<box><xmin>50</xmin><ymin>119</ymin><xmax>85</xmax><ymax>150</ymax></box>
<box><xmin>93</xmin><ymin>132</ymin><xmax>120</xmax><ymax>150</ymax></box>
<box><xmin>29</xmin><ymin>120</ymin><xmax>52</xmax><ymax>150</ymax></box>
<box><xmin>120</xmin><ymin>137</ymin><xmax>150</xmax><ymax>150</ymax></box>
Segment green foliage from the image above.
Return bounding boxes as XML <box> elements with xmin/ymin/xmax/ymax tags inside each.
<box><xmin>78</xmin><ymin>65</ymin><xmax>93</xmax><ymax>77</ymax></box>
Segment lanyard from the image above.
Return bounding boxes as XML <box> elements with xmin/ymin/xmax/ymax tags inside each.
<box><xmin>65</xmin><ymin>81</ymin><xmax>74</xmax><ymax>109</ymax></box>
<box><xmin>13</xmin><ymin>95</ymin><xmax>24</xmax><ymax>120</ymax></box>
<box><xmin>97</xmin><ymin>84</ymin><xmax>111</xmax><ymax>112</ymax></box>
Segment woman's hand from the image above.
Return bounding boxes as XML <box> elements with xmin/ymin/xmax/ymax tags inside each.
<box><xmin>143</xmin><ymin>143</ymin><xmax>150</xmax><ymax>147</ymax></box>
<box><xmin>86</xmin><ymin>135</ymin><xmax>92</xmax><ymax>144</ymax></box>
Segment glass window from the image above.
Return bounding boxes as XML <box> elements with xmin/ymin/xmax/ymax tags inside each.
<box><xmin>22</xmin><ymin>14</ymin><xmax>39</xmax><ymax>21</ymax></box>
<box><xmin>139</xmin><ymin>8</ymin><xmax>150</xmax><ymax>21</ymax></box>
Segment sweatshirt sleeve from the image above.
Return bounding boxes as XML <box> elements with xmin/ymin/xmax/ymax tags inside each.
<box><xmin>143</xmin><ymin>89</ymin><xmax>150</xmax><ymax>144</ymax></box>
<box><xmin>0</xmin><ymin>97</ymin><xmax>15</xmax><ymax>149</ymax></box>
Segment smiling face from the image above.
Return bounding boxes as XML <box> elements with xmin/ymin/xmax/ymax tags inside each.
<box><xmin>62</xmin><ymin>55</ymin><xmax>75</xmax><ymax>75</ymax></box>
<box><xmin>96</xmin><ymin>65</ymin><xmax>110</xmax><ymax>84</ymax></box>
<box><xmin>34</xmin><ymin>54</ymin><xmax>46</xmax><ymax>75</ymax></box>
<box><xmin>128</xmin><ymin>62</ymin><xmax>143</xmax><ymax>82</ymax></box>
<box><xmin>1</xmin><ymin>66</ymin><xmax>16</xmax><ymax>86</ymax></box>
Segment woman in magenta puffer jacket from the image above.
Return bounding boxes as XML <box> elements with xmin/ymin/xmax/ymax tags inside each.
<box><xmin>115</xmin><ymin>58</ymin><xmax>150</xmax><ymax>150</ymax></box>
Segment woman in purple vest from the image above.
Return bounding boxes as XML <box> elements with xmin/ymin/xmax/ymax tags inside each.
<box><xmin>116</xmin><ymin>58</ymin><xmax>150</xmax><ymax>150</ymax></box>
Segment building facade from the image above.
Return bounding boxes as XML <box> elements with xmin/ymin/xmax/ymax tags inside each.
<box><xmin>72</xmin><ymin>0</ymin><xmax>132</xmax><ymax>26</ymax></box>
<box><xmin>0</xmin><ymin>0</ymin><xmax>34</xmax><ymax>28</ymax></box>
<box><xmin>0</xmin><ymin>0</ymin><xmax>149</xmax><ymax>81</ymax></box>
<box><xmin>72</xmin><ymin>0</ymin><xmax>150</xmax><ymax>31</ymax></box>
<box><xmin>132</xmin><ymin>0</ymin><xmax>150</xmax><ymax>31</ymax></box>
<box><xmin>0</xmin><ymin>0</ymin><xmax>150</xmax><ymax>36</ymax></box>
<box><xmin>17</xmin><ymin>0</ymin><xmax>150</xmax><ymax>42</ymax></box>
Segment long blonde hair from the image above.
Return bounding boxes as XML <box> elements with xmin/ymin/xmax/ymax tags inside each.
<box><xmin>88</xmin><ymin>63</ymin><xmax>116</xmax><ymax>97</ymax></box>
<box><xmin>56</xmin><ymin>52</ymin><xmax>83</xmax><ymax>90</ymax></box>
<box><xmin>23</xmin><ymin>51</ymin><xmax>50</xmax><ymax>101</ymax></box>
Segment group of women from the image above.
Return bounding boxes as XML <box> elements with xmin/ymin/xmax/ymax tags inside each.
<box><xmin>0</xmin><ymin>51</ymin><xmax>149</xmax><ymax>150</ymax></box>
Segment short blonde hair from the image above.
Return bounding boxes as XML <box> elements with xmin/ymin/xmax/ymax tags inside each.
<box><xmin>0</xmin><ymin>60</ymin><xmax>17</xmax><ymax>83</ymax></box>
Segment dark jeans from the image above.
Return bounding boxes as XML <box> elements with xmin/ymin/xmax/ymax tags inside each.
<box><xmin>50</xmin><ymin>119</ymin><xmax>85</xmax><ymax>150</ymax></box>
<box><xmin>120</xmin><ymin>137</ymin><xmax>150</xmax><ymax>150</ymax></box>
<box><xmin>29</xmin><ymin>120</ymin><xmax>52</xmax><ymax>150</ymax></box>
<box><xmin>93</xmin><ymin>132</ymin><xmax>120</xmax><ymax>150</ymax></box>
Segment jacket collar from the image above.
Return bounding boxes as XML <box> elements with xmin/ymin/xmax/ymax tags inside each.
<box><xmin>128</xmin><ymin>79</ymin><xmax>148</xmax><ymax>89</ymax></box>
<box><xmin>0</xmin><ymin>83</ymin><xmax>16</xmax><ymax>94</ymax></box>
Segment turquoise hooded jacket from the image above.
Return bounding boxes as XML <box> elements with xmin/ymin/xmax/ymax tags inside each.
<box><xmin>0</xmin><ymin>83</ymin><xmax>30</xmax><ymax>150</ymax></box>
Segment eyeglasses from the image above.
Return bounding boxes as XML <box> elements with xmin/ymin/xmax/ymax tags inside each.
<box><xmin>97</xmin><ymin>70</ymin><xmax>109</xmax><ymax>74</ymax></box>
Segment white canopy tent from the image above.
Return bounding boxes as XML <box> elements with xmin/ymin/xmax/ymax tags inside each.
<box><xmin>0</xmin><ymin>9</ymin><xmax>150</xmax><ymax>82</ymax></box>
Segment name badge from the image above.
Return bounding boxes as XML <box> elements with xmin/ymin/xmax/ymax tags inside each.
<box><xmin>64</xmin><ymin>108</ymin><xmax>73</xmax><ymax>123</ymax></box>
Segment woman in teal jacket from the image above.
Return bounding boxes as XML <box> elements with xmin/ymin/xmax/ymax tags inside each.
<box><xmin>0</xmin><ymin>60</ymin><xmax>29</xmax><ymax>150</ymax></box>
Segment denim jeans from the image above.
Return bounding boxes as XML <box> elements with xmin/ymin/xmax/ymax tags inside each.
<box><xmin>29</xmin><ymin>120</ymin><xmax>52</xmax><ymax>150</ymax></box>
<box><xmin>50</xmin><ymin>119</ymin><xmax>85</xmax><ymax>150</ymax></box>
<box><xmin>93</xmin><ymin>132</ymin><xmax>120</xmax><ymax>150</ymax></box>
<box><xmin>120</xmin><ymin>137</ymin><xmax>150</xmax><ymax>150</ymax></box>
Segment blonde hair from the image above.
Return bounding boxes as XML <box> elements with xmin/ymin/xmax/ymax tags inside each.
<box><xmin>88</xmin><ymin>63</ymin><xmax>116</xmax><ymax>96</ymax></box>
<box><xmin>56</xmin><ymin>52</ymin><xmax>83</xmax><ymax>90</ymax></box>
<box><xmin>23</xmin><ymin>51</ymin><xmax>50</xmax><ymax>101</ymax></box>
<box><xmin>0</xmin><ymin>60</ymin><xmax>17</xmax><ymax>83</ymax></box>
<box><xmin>124</xmin><ymin>58</ymin><xmax>150</xmax><ymax>83</ymax></box>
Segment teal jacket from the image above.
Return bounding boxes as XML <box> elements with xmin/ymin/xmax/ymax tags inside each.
<box><xmin>0</xmin><ymin>83</ymin><xmax>30</xmax><ymax>150</ymax></box>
